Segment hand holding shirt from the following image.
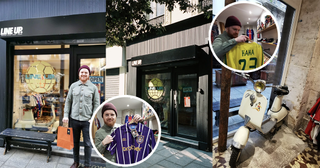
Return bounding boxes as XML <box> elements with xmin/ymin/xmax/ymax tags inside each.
<box><xmin>106</xmin><ymin>122</ymin><xmax>156</xmax><ymax>164</ymax></box>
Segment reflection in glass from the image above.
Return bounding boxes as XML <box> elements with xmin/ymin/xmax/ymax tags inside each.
<box><xmin>142</xmin><ymin>73</ymin><xmax>171</xmax><ymax>134</ymax></box>
<box><xmin>13</xmin><ymin>54</ymin><xmax>70</xmax><ymax>134</ymax></box>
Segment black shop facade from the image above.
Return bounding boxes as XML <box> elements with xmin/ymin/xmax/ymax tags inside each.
<box><xmin>126</xmin><ymin>14</ymin><xmax>213</xmax><ymax>151</ymax></box>
<box><xmin>0</xmin><ymin>13</ymin><xmax>106</xmax><ymax>146</ymax></box>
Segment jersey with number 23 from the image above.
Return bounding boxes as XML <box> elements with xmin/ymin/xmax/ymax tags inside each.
<box><xmin>226</xmin><ymin>42</ymin><xmax>264</xmax><ymax>70</ymax></box>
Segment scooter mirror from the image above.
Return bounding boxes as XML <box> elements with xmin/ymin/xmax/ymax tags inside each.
<box><xmin>254</xmin><ymin>80</ymin><xmax>266</xmax><ymax>93</ymax></box>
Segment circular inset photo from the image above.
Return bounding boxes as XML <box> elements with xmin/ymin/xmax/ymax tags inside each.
<box><xmin>90</xmin><ymin>95</ymin><xmax>161</xmax><ymax>167</ymax></box>
<box><xmin>209</xmin><ymin>1</ymin><xmax>280</xmax><ymax>73</ymax></box>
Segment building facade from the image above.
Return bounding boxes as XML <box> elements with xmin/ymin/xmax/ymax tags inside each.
<box><xmin>0</xmin><ymin>0</ymin><xmax>106</xmax><ymax>146</ymax></box>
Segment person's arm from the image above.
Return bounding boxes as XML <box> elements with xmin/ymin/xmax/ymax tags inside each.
<box><xmin>95</xmin><ymin>132</ymin><xmax>113</xmax><ymax>154</ymax></box>
<box><xmin>212</xmin><ymin>37</ymin><xmax>237</xmax><ymax>61</ymax></box>
<box><xmin>92</xmin><ymin>85</ymin><xmax>100</xmax><ymax>115</ymax></box>
<box><xmin>63</xmin><ymin>84</ymin><xmax>73</xmax><ymax>123</ymax></box>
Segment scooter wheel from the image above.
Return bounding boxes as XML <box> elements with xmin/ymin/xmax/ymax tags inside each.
<box><xmin>229</xmin><ymin>146</ymin><xmax>241</xmax><ymax>167</ymax></box>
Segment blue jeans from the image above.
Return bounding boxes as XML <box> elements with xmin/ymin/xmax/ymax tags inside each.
<box><xmin>70</xmin><ymin>118</ymin><xmax>92</xmax><ymax>167</ymax></box>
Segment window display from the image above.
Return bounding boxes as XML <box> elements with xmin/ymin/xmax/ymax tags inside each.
<box><xmin>13</xmin><ymin>54</ymin><xmax>70</xmax><ymax>134</ymax></box>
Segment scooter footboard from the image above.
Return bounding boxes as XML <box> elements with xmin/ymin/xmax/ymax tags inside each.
<box><xmin>233</xmin><ymin>126</ymin><xmax>250</xmax><ymax>149</ymax></box>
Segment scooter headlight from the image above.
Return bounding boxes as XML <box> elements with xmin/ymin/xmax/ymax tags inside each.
<box><xmin>254</xmin><ymin>80</ymin><xmax>266</xmax><ymax>93</ymax></box>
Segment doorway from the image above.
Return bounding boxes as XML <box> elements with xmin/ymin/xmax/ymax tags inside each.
<box><xmin>139</xmin><ymin>66</ymin><xmax>198</xmax><ymax>140</ymax></box>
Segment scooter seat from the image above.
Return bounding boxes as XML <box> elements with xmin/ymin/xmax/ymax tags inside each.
<box><xmin>274</xmin><ymin>86</ymin><xmax>289</xmax><ymax>95</ymax></box>
<box><xmin>261</xmin><ymin>118</ymin><xmax>277</xmax><ymax>134</ymax></box>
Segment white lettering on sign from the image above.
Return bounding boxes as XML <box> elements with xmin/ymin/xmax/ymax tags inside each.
<box><xmin>0</xmin><ymin>26</ymin><xmax>23</xmax><ymax>36</ymax></box>
<box><xmin>131</xmin><ymin>59</ymin><xmax>142</xmax><ymax>66</ymax></box>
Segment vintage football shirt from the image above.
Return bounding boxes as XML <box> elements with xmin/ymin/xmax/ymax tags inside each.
<box><xmin>106</xmin><ymin>122</ymin><xmax>156</xmax><ymax>164</ymax></box>
<box><xmin>226</xmin><ymin>42</ymin><xmax>263</xmax><ymax>70</ymax></box>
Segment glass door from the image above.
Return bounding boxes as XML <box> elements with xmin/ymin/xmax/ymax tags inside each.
<box><xmin>141</xmin><ymin>72</ymin><xmax>171</xmax><ymax>134</ymax></box>
<box><xmin>175</xmin><ymin>73</ymin><xmax>197</xmax><ymax>138</ymax></box>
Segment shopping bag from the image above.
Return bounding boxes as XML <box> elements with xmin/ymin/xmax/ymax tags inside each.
<box><xmin>57</xmin><ymin>126</ymin><xmax>74</xmax><ymax>150</ymax></box>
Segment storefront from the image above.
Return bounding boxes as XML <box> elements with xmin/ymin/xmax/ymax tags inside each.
<box><xmin>126</xmin><ymin>14</ymin><xmax>213</xmax><ymax>151</ymax></box>
<box><xmin>0</xmin><ymin>12</ymin><xmax>106</xmax><ymax>145</ymax></box>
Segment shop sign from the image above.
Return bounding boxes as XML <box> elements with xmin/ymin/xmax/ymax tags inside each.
<box><xmin>0</xmin><ymin>26</ymin><xmax>23</xmax><ymax>36</ymax></box>
<box><xmin>147</xmin><ymin>78</ymin><xmax>164</xmax><ymax>102</ymax></box>
<box><xmin>25</xmin><ymin>61</ymin><xmax>56</xmax><ymax>93</ymax></box>
<box><xmin>183</xmin><ymin>87</ymin><xmax>192</xmax><ymax>93</ymax></box>
<box><xmin>132</xmin><ymin>59</ymin><xmax>142</xmax><ymax>66</ymax></box>
<box><xmin>90</xmin><ymin>76</ymin><xmax>103</xmax><ymax>84</ymax></box>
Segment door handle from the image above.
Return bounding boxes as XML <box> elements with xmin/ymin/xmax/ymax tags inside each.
<box><xmin>174</xmin><ymin>90</ymin><xmax>177</xmax><ymax>109</ymax></box>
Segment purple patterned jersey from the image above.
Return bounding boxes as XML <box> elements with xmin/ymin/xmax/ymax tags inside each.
<box><xmin>106</xmin><ymin>122</ymin><xmax>156</xmax><ymax>164</ymax></box>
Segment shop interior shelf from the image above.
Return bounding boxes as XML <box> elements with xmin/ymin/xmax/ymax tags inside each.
<box><xmin>259</xmin><ymin>42</ymin><xmax>277</xmax><ymax>46</ymax></box>
<box><xmin>257</xmin><ymin>24</ymin><xmax>276</xmax><ymax>34</ymax></box>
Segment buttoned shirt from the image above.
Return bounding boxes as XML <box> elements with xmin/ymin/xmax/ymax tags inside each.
<box><xmin>94</xmin><ymin>123</ymin><xmax>121</xmax><ymax>162</ymax></box>
<box><xmin>64</xmin><ymin>80</ymin><xmax>100</xmax><ymax>121</ymax></box>
<box><xmin>212</xmin><ymin>31</ymin><xmax>237</xmax><ymax>63</ymax></box>
<box><xmin>106</xmin><ymin>123</ymin><xmax>156</xmax><ymax>164</ymax></box>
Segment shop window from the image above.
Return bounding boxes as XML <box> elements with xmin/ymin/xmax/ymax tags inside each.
<box><xmin>13</xmin><ymin>54</ymin><xmax>69</xmax><ymax>134</ymax></box>
<box><xmin>14</xmin><ymin>45</ymin><xmax>70</xmax><ymax>50</ymax></box>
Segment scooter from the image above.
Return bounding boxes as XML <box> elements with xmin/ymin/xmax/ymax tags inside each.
<box><xmin>229</xmin><ymin>73</ymin><xmax>289</xmax><ymax>167</ymax></box>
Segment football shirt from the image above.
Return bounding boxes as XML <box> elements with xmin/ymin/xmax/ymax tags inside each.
<box><xmin>106</xmin><ymin>122</ymin><xmax>156</xmax><ymax>164</ymax></box>
<box><xmin>226</xmin><ymin>42</ymin><xmax>263</xmax><ymax>70</ymax></box>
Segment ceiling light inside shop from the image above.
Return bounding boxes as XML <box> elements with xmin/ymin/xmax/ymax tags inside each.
<box><xmin>127</xmin><ymin>104</ymin><xmax>129</xmax><ymax>107</ymax></box>
<box><xmin>248</xmin><ymin>18</ymin><xmax>250</xmax><ymax>20</ymax></box>
<box><xmin>249</xmin><ymin>11</ymin><xmax>252</xmax><ymax>14</ymax></box>
<box><xmin>247</xmin><ymin>22</ymin><xmax>249</xmax><ymax>24</ymax></box>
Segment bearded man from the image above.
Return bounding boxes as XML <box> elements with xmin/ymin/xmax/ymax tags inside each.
<box><xmin>94</xmin><ymin>103</ymin><xmax>142</xmax><ymax>162</ymax></box>
<box><xmin>212</xmin><ymin>15</ymin><xmax>249</xmax><ymax>63</ymax></box>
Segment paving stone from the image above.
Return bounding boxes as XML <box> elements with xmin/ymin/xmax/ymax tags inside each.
<box><xmin>157</xmin><ymin>160</ymin><xmax>182</xmax><ymax>168</ymax></box>
<box><xmin>0</xmin><ymin>148</ymin><xmax>16</xmax><ymax>162</ymax></box>
<box><xmin>145</xmin><ymin>153</ymin><xmax>166</xmax><ymax>165</ymax></box>
<box><xmin>58</xmin><ymin>157</ymin><xmax>74</xmax><ymax>165</ymax></box>
<box><xmin>155</xmin><ymin>148</ymin><xmax>176</xmax><ymax>158</ymax></box>
<box><xmin>191</xmin><ymin>154</ymin><xmax>213</xmax><ymax>168</ymax></box>
<box><xmin>184</xmin><ymin>162</ymin><xmax>210</xmax><ymax>168</ymax></box>
<box><xmin>148</xmin><ymin>164</ymin><xmax>166</xmax><ymax>168</ymax></box>
<box><xmin>31</xmin><ymin>153</ymin><xmax>60</xmax><ymax>162</ymax></box>
<box><xmin>165</xmin><ymin>152</ymin><xmax>194</xmax><ymax>167</ymax></box>
<box><xmin>56</xmin><ymin>164</ymin><xmax>73</xmax><ymax>168</ymax></box>
<box><xmin>26</xmin><ymin>159</ymin><xmax>58</xmax><ymax>168</ymax></box>
<box><xmin>130</xmin><ymin>160</ymin><xmax>151</xmax><ymax>168</ymax></box>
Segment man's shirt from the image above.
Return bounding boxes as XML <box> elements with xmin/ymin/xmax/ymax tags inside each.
<box><xmin>226</xmin><ymin>42</ymin><xmax>264</xmax><ymax>70</ymax></box>
<box><xmin>106</xmin><ymin>122</ymin><xmax>156</xmax><ymax>164</ymax></box>
<box><xmin>212</xmin><ymin>31</ymin><xmax>237</xmax><ymax>62</ymax></box>
<box><xmin>95</xmin><ymin>123</ymin><xmax>121</xmax><ymax>162</ymax></box>
<box><xmin>64</xmin><ymin>80</ymin><xmax>100</xmax><ymax>121</ymax></box>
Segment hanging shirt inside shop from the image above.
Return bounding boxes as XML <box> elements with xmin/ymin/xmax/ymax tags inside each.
<box><xmin>226</xmin><ymin>42</ymin><xmax>263</xmax><ymax>70</ymax></box>
<box><xmin>106</xmin><ymin>122</ymin><xmax>156</xmax><ymax>164</ymax></box>
<box><xmin>246</xmin><ymin>29</ymin><xmax>254</xmax><ymax>40</ymax></box>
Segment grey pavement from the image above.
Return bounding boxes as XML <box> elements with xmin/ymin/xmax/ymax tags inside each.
<box><xmin>0</xmin><ymin>139</ymin><xmax>212</xmax><ymax>168</ymax></box>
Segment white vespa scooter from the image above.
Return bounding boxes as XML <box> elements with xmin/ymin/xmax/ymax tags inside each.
<box><xmin>229</xmin><ymin>73</ymin><xmax>289</xmax><ymax>167</ymax></box>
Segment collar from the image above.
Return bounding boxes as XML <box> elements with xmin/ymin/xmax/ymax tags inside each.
<box><xmin>77</xmin><ymin>80</ymin><xmax>90</xmax><ymax>86</ymax></box>
<box><xmin>102</xmin><ymin>123</ymin><xmax>120</xmax><ymax>131</ymax></box>
<box><xmin>124</xmin><ymin>122</ymin><xmax>142</xmax><ymax>133</ymax></box>
<box><xmin>223</xmin><ymin>31</ymin><xmax>232</xmax><ymax>40</ymax></box>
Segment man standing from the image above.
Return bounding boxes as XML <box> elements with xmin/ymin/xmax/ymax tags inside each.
<box><xmin>212</xmin><ymin>16</ymin><xmax>249</xmax><ymax>63</ymax></box>
<box><xmin>95</xmin><ymin>103</ymin><xmax>142</xmax><ymax>162</ymax></box>
<box><xmin>63</xmin><ymin>65</ymin><xmax>100</xmax><ymax>168</ymax></box>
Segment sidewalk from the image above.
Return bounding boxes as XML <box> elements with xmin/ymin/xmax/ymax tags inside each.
<box><xmin>213</xmin><ymin>125</ymin><xmax>307</xmax><ymax>167</ymax></box>
<box><xmin>0</xmin><ymin>140</ymin><xmax>212</xmax><ymax>168</ymax></box>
